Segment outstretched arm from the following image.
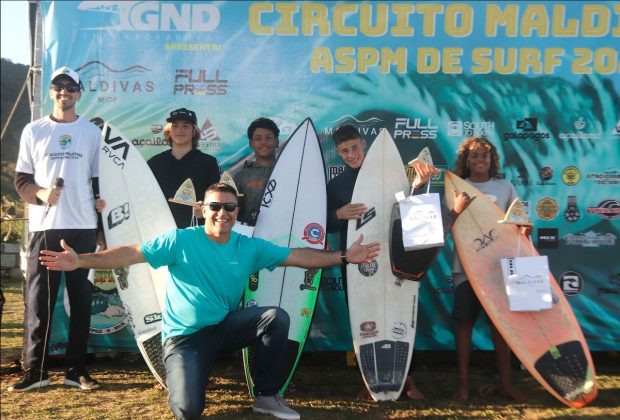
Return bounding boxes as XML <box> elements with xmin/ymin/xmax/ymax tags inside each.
<box><xmin>40</xmin><ymin>239</ymin><xmax>145</xmax><ymax>271</ymax></box>
<box><xmin>282</xmin><ymin>234</ymin><xmax>380</xmax><ymax>268</ymax></box>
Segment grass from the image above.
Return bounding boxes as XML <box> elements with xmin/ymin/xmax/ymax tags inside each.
<box><xmin>1</xmin><ymin>275</ymin><xmax>619</xmax><ymax>419</ymax></box>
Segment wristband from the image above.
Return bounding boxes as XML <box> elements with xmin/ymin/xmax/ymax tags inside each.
<box><xmin>340</xmin><ymin>251</ymin><xmax>348</xmax><ymax>265</ymax></box>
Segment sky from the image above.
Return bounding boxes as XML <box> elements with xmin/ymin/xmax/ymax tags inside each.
<box><xmin>1</xmin><ymin>0</ymin><xmax>30</xmax><ymax>65</ymax></box>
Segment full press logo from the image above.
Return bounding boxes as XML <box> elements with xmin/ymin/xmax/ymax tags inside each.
<box><xmin>77</xmin><ymin>2</ymin><xmax>221</xmax><ymax>32</ymax></box>
<box><xmin>503</xmin><ymin>118</ymin><xmax>550</xmax><ymax>141</ymax></box>
<box><xmin>393</xmin><ymin>117</ymin><xmax>438</xmax><ymax>140</ymax></box>
<box><xmin>447</xmin><ymin>121</ymin><xmax>495</xmax><ymax>137</ymax></box>
<box><xmin>173</xmin><ymin>69</ymin><xmax>228</xmax><ymax>95</ymax></box>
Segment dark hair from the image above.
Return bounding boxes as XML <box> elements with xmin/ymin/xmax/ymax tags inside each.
<box><xmin>454</xmin><ymin>136</ymin><xmax>501</xmax><ymax>179</ymax></box>
<box><xmin>333</xmin><ymin>124</ymin><xmax>361</xmax><ymax>146</ymax></box>
<box><xmin>204</xmin><ymin>182</ymin><xmax>238</xmax><ymax>201</ymax></box>
<box><xmin>247</xmin><ymin>117</ymin><xmax>280</xmax><ymax>140</ymax></box>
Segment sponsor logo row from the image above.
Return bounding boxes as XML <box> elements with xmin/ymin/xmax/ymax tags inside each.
<box><xmin>512</xmin><ymin>166</ymin><xmax>619</xmax><ymax>187</ymax></box>
<box><xmin>324</xmin><ymin>115</ymin><xmax>620</xmax><ymax>141</ymax></box>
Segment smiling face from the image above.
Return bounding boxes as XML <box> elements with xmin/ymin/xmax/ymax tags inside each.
<box><xmin>249</xmin><ymin>127</ymin><xmax>279</xmax><ymax>161</ymax></box>
<box><xmin>336</xmin><ymin>138</ymin><xmax>366</xmax><ymax>169</ymax></box>
<box><xmin>466</xmin><ymin>142</ymin><xmax>492</xmax><ymax>181</ymax></box>
<box><xmin>49</xmin><ymin>76</ymin><xmax>81</xmax><ymax>112</ymax></box>
<box><xmin>202</xmin><ymin>190</ymin><xmax>239</xmax><ymax>242</ymax></box>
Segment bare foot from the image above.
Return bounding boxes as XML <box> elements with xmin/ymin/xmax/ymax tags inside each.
<box><xmin>500</xmin><ymin>386</ymin><xmax>527</xmax><ymax>402</ymax></box>
<box><xmin>356</xmin><ymin>387</ymin><xmax>374</xmax><ymax>401</ymax></box>
<box><xmin>453</xmin><ymin>385</ymin><xmax>469</xmax><ymax>402</ymax></box>
<box><xmin>404</xmin><ymin>376</ymin><xmax>425</xmax><ymax>400</ymax></box>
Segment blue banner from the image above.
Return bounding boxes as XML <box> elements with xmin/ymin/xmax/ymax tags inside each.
<box><xmin>41</xmin><ymin>1</ymin><xmax>619</xmax><ymax>353</ymax></box>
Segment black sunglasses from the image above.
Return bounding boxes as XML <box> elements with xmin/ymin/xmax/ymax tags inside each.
<box><xmin>205</xmin><ymin>202</ymin><xmax>238</xmax><ymax>212</ymax></box>
<box><xmin>51</xmin><ymin>84</ymin><xmax>80</xmax><ymax>93</ymax></box>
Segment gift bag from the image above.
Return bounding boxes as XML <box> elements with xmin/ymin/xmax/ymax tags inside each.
<box><xmin>500</xmin><ymin>256</ymin><xmax>553</xmax><ymax>311</ymax></box>
<box><xmin>396</xmin><ymin>184</ymin><xmax>444</xmax><ymax>251</ymax></box>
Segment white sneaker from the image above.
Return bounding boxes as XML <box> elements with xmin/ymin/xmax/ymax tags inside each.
<box><xmin>253</xmin><ymin>395</ymin><xmax>300</xmax><ymax>419</ymax></box>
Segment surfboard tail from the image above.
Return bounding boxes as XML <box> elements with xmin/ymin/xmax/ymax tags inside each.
<box><xmin>137</xmin><ymin>333</ymin><xmax>167</xmax><ymax>389</ymax></box>
<box><xmin>533</xmin><ymin>340</ymin><xmax>598</xmax><ymax>407</ymax></box>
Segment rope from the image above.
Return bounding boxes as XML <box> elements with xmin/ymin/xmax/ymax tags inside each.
<box><xmin>1</xmin><ymin>67</ymin><xmax>31</xmax><ymax>141</ymax></box>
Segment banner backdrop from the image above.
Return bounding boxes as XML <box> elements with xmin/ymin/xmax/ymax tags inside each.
<box><xmin>40</xmin><ymin>1</ymin><xmax>619</xmax><ymax>354</ymax></box>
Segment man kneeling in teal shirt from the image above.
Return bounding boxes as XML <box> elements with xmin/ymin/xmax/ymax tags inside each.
<box><xmin>40</xmin><ymin>182</ymin><xmax>379</xmax><ymax>420</ymax></box>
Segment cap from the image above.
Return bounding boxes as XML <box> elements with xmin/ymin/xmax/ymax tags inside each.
<box><xmin>166</xmin><ymin>108</ymin><xmax>197</xmax><ymax>125</ymax></box>
<box><xmin>51</xmin><ymin>67</ymin><xmax>79</xmax><ymax>85</ymax></box>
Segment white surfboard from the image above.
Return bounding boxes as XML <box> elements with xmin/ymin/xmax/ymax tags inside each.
<box><xmin>347</xmin><ymin>129</ymin><xmax>419</xmax><ymax>401</ymax></box>
<box><xmin>99</xmin><ymin>122</ymin><xmax>176</xmax><ymax>388</ymax></box>
<box><xmin>243</xmin><ymin>118</ymin><xmax>327</xmax><ymax>396</ymax></box>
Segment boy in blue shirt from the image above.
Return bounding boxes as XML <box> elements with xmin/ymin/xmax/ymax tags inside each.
<box><xmin>40</xmin><ymin>182</ymin><xmax>379</xmax><ymax>420</ymax></box>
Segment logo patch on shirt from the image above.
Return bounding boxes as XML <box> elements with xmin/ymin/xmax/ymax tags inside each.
<box><xmin>58</xmin><ymin>134</ymin><xmax>72</xmax><ymax>149</ymax></box>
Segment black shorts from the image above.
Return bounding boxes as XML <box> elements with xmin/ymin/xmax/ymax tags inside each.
<box><xmin>451</xmin><ymin>281</ymin><xmax>483</xmax><ymax>321</ymax></box>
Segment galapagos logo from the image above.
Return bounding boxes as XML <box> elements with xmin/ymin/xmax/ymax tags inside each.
<box><xmin>503</xmin><ymin>118</ymin><xmax>550</xmax><ymax>141</ymax></box>
<box><xmin>77</xmin><ymin>2</ymin><xmax>221</xmax><ymax>32</ymax></box>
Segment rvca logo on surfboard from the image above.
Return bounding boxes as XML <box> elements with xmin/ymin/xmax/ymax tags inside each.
<box><xmin>103</xmin><ymin>125</ymin><xmax>130</xmax><ymax>168</ymax></box>
<box><xmin>108</xmin><ymin>202</ymin><xmax>130</xmax><ymax>229</ymax></box>
<box><xmin>356</xmin><ymin>207</ymin><xmax>376</xmax><ymax>230</ymax></box>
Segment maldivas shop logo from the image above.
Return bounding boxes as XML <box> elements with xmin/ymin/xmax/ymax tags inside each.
<box><xmin>76</xmin><ymin>61</ymin><xmax>155</xmax><ymax>93</ymax></box>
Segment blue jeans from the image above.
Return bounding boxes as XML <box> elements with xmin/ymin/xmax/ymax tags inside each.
<box><xmin>163</xmin><ymin>306</ymin><xmax>290</xmax><ymax>420</ymax></box>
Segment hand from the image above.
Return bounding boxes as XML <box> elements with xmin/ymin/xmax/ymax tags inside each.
<box><xmin>95</xmin><ymin>198</ymin><xmax>106</xmax><ymax>212</ymax></box>
<box><xmin>345</xmin><ymin>234</ymin><xmax>380</xmax><ymax>264</ymax></box>
<box><xmin>520</xmin><ymin>225</ymin><xmax>533</xmax><ymax>237</ymax></box>
<box><xmin>193</xmin><ymin>200</ymin><xmax>204</xmax><ymax>219</ymax></box>
<box><xmin>337</xmin><ymin>203</ymin><xmax>367</xmax><ymax>220</ymax></box>
<box><xmin>412</xmin><ymin>162</ymin><xmax>439</xmax><ymax>189</ymax></box>
<box><xmin>453</xmin><ymin>189</ymin><xmax>475</xmax><ymax>215</ymax></box>
<box><xmin>39</xmin><ymin>239</ymin><xmax>79</xmax><ymax>271</ymax></box>
<box><xmin>96</xmin><ymin>230</ymin><xmax>107</xmax><ymax>250</ymax></box>
<box><xmin>36</xmin><ymin>186</ymin><xmax>61</xmax><ymax>206</ymax></box>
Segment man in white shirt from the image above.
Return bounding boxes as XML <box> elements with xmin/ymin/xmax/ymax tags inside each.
<box><xmin>9</xmin><ymin>66</ymin><xmax>104</xmax><ymax>392</ymax></box>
